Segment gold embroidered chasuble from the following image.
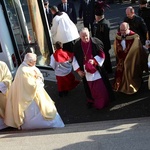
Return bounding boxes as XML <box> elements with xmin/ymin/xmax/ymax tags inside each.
<box><xmin>113</xmin><ymin>33</ymin><xmax>147</xmax><ymax>94</ymax></box>
<box><xmin>4</xmin><ymin>63</ymin><xmax>56</xmax><ymax>128</ymax></box>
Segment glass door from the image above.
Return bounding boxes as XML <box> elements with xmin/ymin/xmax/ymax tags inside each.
<box><xmin>3</xmin><ymin>0</ymin><xmax>54</xmax><ymax>66</ymax></box>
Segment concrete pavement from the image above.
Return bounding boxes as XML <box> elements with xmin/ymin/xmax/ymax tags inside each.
<box><xmin>0</xmin><ymin>117</ymin><xmax>150</xmax><ymax>150</ymax></box>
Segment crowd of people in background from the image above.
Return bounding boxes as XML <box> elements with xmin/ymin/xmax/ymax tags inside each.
<box><xmin>0</xmin><ymin>0</ymin><xmax>150</xmax><ymax>131</ymax></box>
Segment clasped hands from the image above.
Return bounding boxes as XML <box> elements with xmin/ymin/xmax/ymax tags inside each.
<box><xmin>77</xmin><ymin>59</ymin><xmax>95</xmax><ymax>78</ymax></box>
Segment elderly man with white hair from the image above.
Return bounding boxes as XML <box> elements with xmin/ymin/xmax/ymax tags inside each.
<box><xmin>72</xmin><ymin>28</ymin><xmax>114</xmax><ymax>110</ymax></box>
<box><xmin>4</xmin><ymin>53</ymin><xmax>64</xmax><ymax>130</ymax></box>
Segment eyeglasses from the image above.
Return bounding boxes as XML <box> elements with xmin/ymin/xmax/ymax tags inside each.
<box><xmin>120</xmin><ymin>28</ymin><xmax>128</xmax><ymax>32</ymax></box>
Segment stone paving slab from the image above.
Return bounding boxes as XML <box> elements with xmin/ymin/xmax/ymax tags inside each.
<box><xmin>0</xmin><ymin>117</ymin><xmax>150</xmax><ymax>150</ymax></box>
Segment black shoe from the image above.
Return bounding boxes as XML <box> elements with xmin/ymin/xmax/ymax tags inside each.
<box><xmin>59</xmin><ymin>91</ymin><xmax>68</xmax><ymax>97</ymax></box>
<box><xmin>63</xmin><ymin>91</ymin><xmax>68</xmax><ymax>96</ymax></box>
<box><xmin>87</xmin><ymin>102</ymin><xmax>93</xmax><ymax>109</ymax></box>
<box><xmin>58</xmin><ymin>92</ymin><xmax>64</xmax><ymax>97</ymax></box>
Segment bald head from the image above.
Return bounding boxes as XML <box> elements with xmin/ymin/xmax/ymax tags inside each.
<box><xmin>126</xmin><ymin>6</ymin><xmax>135</xmax><ymax>19</ymax></box>
<box><xmin>24</xmin><ymin>53</ymin><xmax>37</xmax><ymax>66</ymax></box>
<box><xmin>120</xmin><ymin>22</ymin><xmax>130</xmax><ymax>36</ymax></box>
<box><xmin>120</xmin><ymin>22</ymin><xmax>129</xmax><ymax>30</ymax></box>
<box><xmin>62</xmin><ymin>0</ymin><xmax>67</xmax><ymax>3</ymax></box>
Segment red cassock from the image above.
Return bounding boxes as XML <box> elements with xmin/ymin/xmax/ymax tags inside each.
<box><xmin>51</xmin><ymin>49</ymin><xmax>80</xmax><ymax>92</ymax></box>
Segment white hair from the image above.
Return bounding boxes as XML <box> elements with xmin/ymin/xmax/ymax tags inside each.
<box><xmin>24</xmin><ymin>53</ymin><xmax>37</xmax><ymax>64</ymax></box>
<box><xmin>79</xmin><ymin>27</ymin><xmax>89</xmax><ymax>35</ymax></box>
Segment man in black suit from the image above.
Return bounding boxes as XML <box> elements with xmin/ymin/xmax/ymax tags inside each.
<box><xmin>57</xmin><ymin>0</ymin><xmax>77</xmax><ymax>24</ymax></box>
<box><xmin>93</xmin><ymin>1</ymin><xmax>113</xmax><ymax>74</ymax></box>
<box><xmin>124</xmin><ymin>6</ymin><xmax>148</xmax><ymax>45</ymax></box>
<box><xmin>44</xmin><ymin>0</ymin><xmax>53</xmax><ymax>29</ymax></box>
<box><xmin>138</xmin><ymin>0</ymin><xmax>150</xmax><ymax>40</ymax></box>
<box><xmin>79</xmin><ymin>0</ymin><xmax>95</xmax><ymax>36</ymax></box>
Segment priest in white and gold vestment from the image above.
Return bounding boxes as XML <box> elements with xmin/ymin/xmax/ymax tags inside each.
<box><xmin>0</xmin><ymin>61</ymin><xmax>12</xmax><ymax>130</ymax></box>
<box><xmin>4</xmin><ymin>53</ymin><xmax>64</xmax><ymax>130</ymax></box>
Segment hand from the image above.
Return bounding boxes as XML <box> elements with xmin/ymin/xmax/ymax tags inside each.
<box><xmin>68</xmin><ymin>58</ymin><xmax>72</xmax><ymax>63</ymax></box>
<box><xmin>145</xmin><ymin>40</ymin><xmax>150</xmax><ymax>48</ymax></box>
<box><xmin>88</xmin><ymin>59</ymin><xmax>95</xmax><ymax>65</ymax></box>
<box><xmin>79</xmin><ymin>18</ymin><xmax>83</xmax><ymax>21</ymax></box>
<box><xmin>77</xmin><ymin>70</ymin><xmax>85</xmax><ymax>78</ymax></box>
